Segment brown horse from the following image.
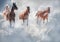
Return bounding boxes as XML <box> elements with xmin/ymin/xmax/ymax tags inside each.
<box><xmin>36</xmin><ymin>7</ymin><xmax>50</xmax><ymax>23</ymax></box>
<box><xmin>19</xmin><ymin>6</ymin><xmax>30</xmax><ymax>25</ymax></box>
<box><xmin>3</xmin><ymin>3</ymin><xmax>18</xmax><ymax>27</ymax></box>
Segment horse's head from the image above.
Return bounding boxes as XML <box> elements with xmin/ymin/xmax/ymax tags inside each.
<box><xmin>47</xmin><ymin>7</ymin><xmax>50</xmax><ymax>13</ymax></box>
<box><xmin>27</xmin><ymin>6</ymin><xmax>30</xmax><ymax>13</ymax></box>
<box><xmin>5</xmin><ymin>4</ymin><xmax>9</xmax><ymax>10</ymax></box>
<box><xmin>13</xmin><ymin>3</ymin><xmax>18</xmax><ymax>10</ymax></box>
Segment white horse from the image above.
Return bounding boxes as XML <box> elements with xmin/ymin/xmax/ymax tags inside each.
<box><xmin>2</xmin><ymin>4</ymin><xmax>11</xmax><ymax>20</ymax></box>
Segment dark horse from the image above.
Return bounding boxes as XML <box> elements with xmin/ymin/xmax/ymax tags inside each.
<box><xmin>7</xmin><ymin>3</ymin><xmax>18</xmax><ymax>27</ymax></box>
<box><xmin>19</xmin><ymin>6</ymin><xmax>30</xmax><ymax>26</ymax></box>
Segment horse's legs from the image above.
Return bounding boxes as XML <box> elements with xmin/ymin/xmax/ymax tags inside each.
<box><xmin>47</xmin><ymin>17</ymin><xmax>48</xmax><ymax>22</ymax></box>
<box><xmin>13</xmin><ymin>18</ymin><xmax>15</xmax><ymax>24</ymax></box>
<box><xmin>23</xmin><ymin>19</ymin><xmax>24</xmax><ymax>24</ymax></box>
<box><xmin>12</xmin><ymin>19</ymin><xmax>15</xmax><ymax>28</ymax></box>
<box><xmin>43</xmin><ymin>19</ymin><xmax>45</xmax><ymax>24</ymax></box>
<box><xmin>37</xmin><ymin>17</ymin><xmax>38</xmax><ymax>24</ymax></box>
<box><xmin>27</xmin><ymin>18</ymin><xmax>28</xmax><ymax>26</ymax></box>
<box><xmin>9</xmin><ymin>20</ymin><xmax>12</xmax><ymax>28</ymax></box>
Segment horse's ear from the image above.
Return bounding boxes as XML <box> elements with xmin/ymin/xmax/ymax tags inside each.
<box><xmin>27</xmin><ymin>6</ymin><xmax>30</xmax><ymax>9</ymax></box>
<box><xmin>48</xmin><ymin>7</ymin><xmax>50</xmax><ymax>10</ymax></box>
<box><xmin>27</xmin><ymin>6</ymin><xmax>30</xmax><ymax>13</ymax></box>
<box><xmin>13</xmin><ymin>3</ymin><xmax>16</xmax><ymax>6</ymax></box>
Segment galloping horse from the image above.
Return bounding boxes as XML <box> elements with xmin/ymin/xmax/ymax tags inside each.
<box><xmin>3</xmin><ymin>4</ymin><xmax>10</xmax><ymax>20</ymax></box>
<box><xmin>4</xmin><ymin>3</ymin><xmax>18</xmax><ymax>27</ymax></box>
<box><xmin>36</xmin><ymin>7</ymin><xmax>50</xmax><ymax>23</ymax></box>
<box><xmin>19</xmin><ymin>6</ymin><xmax>30</xmax><ymax>25</ymax></box>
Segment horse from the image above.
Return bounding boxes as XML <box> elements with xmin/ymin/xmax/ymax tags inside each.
<box><xmin>19</xmin><ymin>6</ymin><xmax>30</xmax><ymax>26</ymax></box>
<box><xmin>36</xmin><ymin>7</ymin><xmax>50</xmax><ymax>23</ymax></box>
<box><xmin>3</xmin><ymin>4</ymin><xmax>10</xmax><ymax>20</ymax></box>
<box><xmin>6</xmin><ymin>3</ymin><xmax>18</xmax><ymax>27</ymax></box>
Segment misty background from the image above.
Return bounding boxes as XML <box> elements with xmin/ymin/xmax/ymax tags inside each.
<box><xmin>0</xmin><ymin>0</ymin><xmax>60</xmax><ymax>42</ymax></box>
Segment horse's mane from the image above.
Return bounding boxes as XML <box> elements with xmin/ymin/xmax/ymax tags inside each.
<box><xmin>19</xmin><ymin>7</ymin><xmax>30</xmax><ymax>15</ymax></box>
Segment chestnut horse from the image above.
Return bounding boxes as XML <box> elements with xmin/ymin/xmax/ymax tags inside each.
<box><xmin>36</xmin><ymin>7</ymin><xmax>50</xmax><ymax>23</ymax></box>
<box><xmin>19</xmin><ymin>6</ymin><xmax>30</xmax><ymax>25</ymax></box>
<box><xmin>3</xmin><ymin>3</ymin><xmax>18</xmax><ymax>27</ymax></box>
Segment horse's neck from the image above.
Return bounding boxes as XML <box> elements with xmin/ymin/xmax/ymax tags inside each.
<box><xmin>24</xmin><ymin>9</ymin><xmax>29</xmax><ymax>15</ymax></box>
<box><xmin>11</xmin><ymin>8</ymin><xmax>14</xmax><ymax>11</ymax></box>
<box><xmin>44</xmin><ymin>8</ymin><xmax>50</xmax><ymax>13</ymax></box>
<box><xmin>9</xmin><ymin>9</ymin><xmax>15</xmax><ymax>17</ymax></box>
<box><xmin>10</xmin><ymin>8</ymin><xmax>14</xmax><ymax>13</ymax></box>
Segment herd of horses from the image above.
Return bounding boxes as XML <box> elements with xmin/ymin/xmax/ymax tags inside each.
<box><xmin>2</xmin><ymin>3</ymin><xmax>50</xmax><ymax>27</ymax></box>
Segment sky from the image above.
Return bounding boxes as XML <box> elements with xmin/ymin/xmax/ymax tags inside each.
<box><xmin>0</xmin><ymin>0</ymin><xmax>60</xmax><ymax>42</ymax></box>
<box><xmin>0</xmin><ymin>0</ymin><xmax>11</xmax><ymax>11</ymax></box>
<box><xmin>0</xmin><ymin>0</ymin><xmax>6</xmax><ymax>11</ymax></box>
